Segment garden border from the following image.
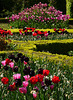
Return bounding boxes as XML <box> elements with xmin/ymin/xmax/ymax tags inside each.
<box><xmin>3</xmin><ymin>39</ymin><xmax>73</xmax><ymax>69</ymax></box>
<box><xmin>8</xmin><ymin>29</ymin><xmax>73</xmax><ymax>33</ymax></box>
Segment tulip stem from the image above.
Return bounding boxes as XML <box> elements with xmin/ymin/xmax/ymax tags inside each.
<box><xmin>57</xmin><ymin>83</ymin><xmax>59</xmax><ymax>100</ymax></box>
<box><xmin>44</xmin><ymin>90</ymin><xmax>46</xmax><ymax>100</ymax></box>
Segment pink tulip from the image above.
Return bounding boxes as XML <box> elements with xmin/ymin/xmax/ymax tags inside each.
<box><xmin>9</xmin><ymin>62</ymin><xmax>14</xmax><ymax>68</ymax></box>
<box><xmin>13</xmin><ymin>73</ymin><xmax>21</xmax><ymax>80</ymax></box>
<box><xmin>23</xmin><ymin>81</ymin><xmax>29</xmax><ymax>87</ymax></box>
<box><xmin>5</xmin><ymin>17</ymin><xmax>8</xmax><ymax>19</ymax></box>
<box><xmin>33</xmin><ymin>93</ymin><xmax>37</xmax><ymax>99</ymax></box>
<box><xmin>19</xmin><ymin>32</ymin><xmax>22</xmax><ymax>35</ymax></box>
<box><xmin>44</xmin><ymin>33</ymin><xmax>48</xmax><ymax>37</ymax></box>
<box><xmin>23</xmin><ymin>75</ymin><xmax>30</xmax><ymax>81</ymax></box>
<box><xmin>24</xmin><ymin>61</ymin><xmax>27</xmax><ymax>65</ymax></box>
<box><xmin>19</xmin><ymin>87</ymin><xmax>27</xmax><ymax>94</ymax></box>
<box><xmin>1</xmin><ymin>60</ymin><xmax>6</xmax><ymax>66</ymax></box>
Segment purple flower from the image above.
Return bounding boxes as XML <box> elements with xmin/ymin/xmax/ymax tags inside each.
<box><xmin>12</xmin><ymin>66</ymin><xmax>18</xmax><ymax>72</ymax></box>
<box><xmin>41</xmin><ymin>81</ymin><xmax>44</xmax><ymax>86</ymax></box>
<box><xmin>50</xmin><ymin>85</ymin><xmax>54</xmax><ymax>90</ymax></box>
<box><xmin>8</xmin><ymin>54</ymin><xmax>15</xmax><ymax>60</ymax></box>
<box><xmin>23</xmin><ymin>67</ymin><xmax>30</xmax><ymax>75</ymax></box>
<box><xmin>15</xmin><ymin>79</ymin><xmax>22</xmax><ymax>87</ymax></box>
<box><xmin>45</xmin><ymin>79</ymin><xmax>52</xmax><ymax>86</ymax></box>
<box><xmin>33</xmin><ymin>86</ymin><xmax>39</xmax><ymax>92</ymax></box>
<box><xmin>4</xmin><ymin>65</ymin><xmax>9</xmax><ymax>70</ymax></box>
<box><xmin>17</xmin><ymin>53</ymin><xmax>23</xmax><ymax>58</ymax></box>
<box><xmin>38</xmin><ymin>68</ymin><xmax>43</xmax><ymax>74</ymax></box>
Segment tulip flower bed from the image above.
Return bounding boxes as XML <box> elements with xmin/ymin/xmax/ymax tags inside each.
<box><xmin>9</xmin><ymin>2</ymin><xmax>70</xmax><ymax>29</ymax></box>
<box><xmin>0</xmin><ymin>53</ymin><xmax>73</xmax><ymax>100</ymax></box>
<box><xmin>5</xmin><ymin>28</ymin><xmax>73</xmax><ymax>41</ymax></box>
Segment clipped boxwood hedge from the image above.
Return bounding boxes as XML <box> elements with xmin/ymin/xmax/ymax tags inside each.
<box><xmin>0</xmin><ymin>39</ymin><xmax>73</xmax><ymax>69</ymax></box>
<box><xmin>35</xmin><ymin>42</ymin><xmax>73</xmax><ymax>55</ymax></box>
<box><xmin>8</xmin><ymin>39</ymin><xmax>73</xmax><ymax>69</ymax></box>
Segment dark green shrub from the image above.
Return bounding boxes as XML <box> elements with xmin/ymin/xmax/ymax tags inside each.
<box><xmin>35</xmin><ymin>43</ymin><xmax>73</xmax><ymax>55</ymax></box>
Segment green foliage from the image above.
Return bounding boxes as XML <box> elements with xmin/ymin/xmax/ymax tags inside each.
<box><xmin>25</xmin><ymin>0</ymin><xmax>49</xmax><ymax>8</ymax></box>
<box><xmin>8</xmin><ymin>39</ymin><xmax>73</xmax><ymax>68</ymax></box>
<box><xmin>0</xmin><ymin>0</ymin><xmax>25</xmax><ymax>17</ymax></box>
<box><xmin>71</xmin><ymin>2</ymin><xmax>73</xmax><ymax>17</ymax></box>
<box><xmin>68</xmin><ymin>50</ymin><xmax>73</xmax><ymax>56</ymax></box>
<box><xmin>0</xmin><ymin>0</ymin><xmax>73</xmax><ymax>18</ymax></box>
<box><xmin>0</xmin><ymin>38</ymin><xmax>8</xmax><ymax>50</ymax></box>
<box><xmin>66</xmin><ymin>0</ymin><xmax>72</xmax><ymax>17</ymax></box>
<box><xmin>35</xmin><ymin>43</ymin><xmax>73</xmax><ymax>55</ymax></box>
<box><xmin>55</xmin><ymin>0</ymin><xmax>66</xmax><ymax>14</ymax></box>
<box><xmin>0</xmin><ymin>38</ymin><xmax>16</xmax><ymax>51</ymax></box>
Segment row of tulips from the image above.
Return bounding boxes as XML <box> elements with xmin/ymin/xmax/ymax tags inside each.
<box><xmin>19</xmin><ymin>27</ymin><xmax>69</xmax><ymax>37</ymax></box>
<box><xmin>0</xmin><ymin>28</ymin><xmax>13</xmax><ymax>37</ymax></box>
<box><xmin>4</xmin><ymin>28</ymin><xmax>73</xmax><ymax>41</ymax></box>
<box><xmin>1</xmin><ymin>53</ymin><xmax>61</xmax><ymax>99</ymax></box>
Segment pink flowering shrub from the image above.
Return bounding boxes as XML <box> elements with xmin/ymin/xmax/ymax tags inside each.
<box><xmin>9</xmin><ymin>2</ymin><xmax>70</xmax><ymax>29</ymax></box>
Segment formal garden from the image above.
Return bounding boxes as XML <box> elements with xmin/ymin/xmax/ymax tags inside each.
<box><xmin>0</xmin><ymin>0</ymin><xmax>73</xmax><ymax>100</ymax></box>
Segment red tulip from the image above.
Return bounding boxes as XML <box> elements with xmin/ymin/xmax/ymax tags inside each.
<box><xmin>54</xmin><ymin>28</ymin><xmax>56</xmax><ymax>31</ymax></box>
<box><xmin>5</xmin><ymin>58</ymin><xmax>11</xmax><ymax>65</ymax></box>
<box><xmin>30</xmin><ymin>76</ymin><xmax>38</xmax><ymax>84</ymax></box>
<box><xmin>32</xmin><ymin>32</ymin><xmax>37</xmax><ymax>36</ymax></box>
<box><xmin>1</xmin><ymin>77</ymin><xmax>9</xmax><ymax>84</ymax></box>
<box><xmin>52</xmin><ymin>76</ymin><xmax>60</xmax><ymax>83</ymax></box>
<box><xmin>8</xmin><ymin>82</ymin><xmax>17</xmax><ymax>91</ymax></box>
<box><xmin>43</xmin><ymin>70</ymin><xmax>50</xmax><ymax>76</ymax></box>
<box><xmin>35</xmin><ymin>74</ymin><xmax>44</xmax><ymax>82</ymax></box>
<box><xmin>26</xmin><ymin>28</ymin><xmax>30</xmax><ymax>30</ymax></box>
<box><xmin>24</xmin><ymin>30</ymin><xmax>27</xmax><ymax>32</ymax></box>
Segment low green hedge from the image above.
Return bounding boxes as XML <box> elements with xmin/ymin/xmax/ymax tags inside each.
<box><xmin>0</xmin><ymin>39</ymin><xmax>73</xmax><ymax>69</ymax></box>
<box><xmin>5</xmin><ymin>39</ymin><xmax>73</xmax><ymax>69</ymax></box>
<box><xmin>35</xmin><ymin>43</ymin><xmax>73</xmax><ymax>55</ymax></box>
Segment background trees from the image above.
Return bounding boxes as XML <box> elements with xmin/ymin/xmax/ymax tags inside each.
<box><xmin>0</xmin><ymin>0</ymin><xmax>73</xmax><ymax>18</ymax></box>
